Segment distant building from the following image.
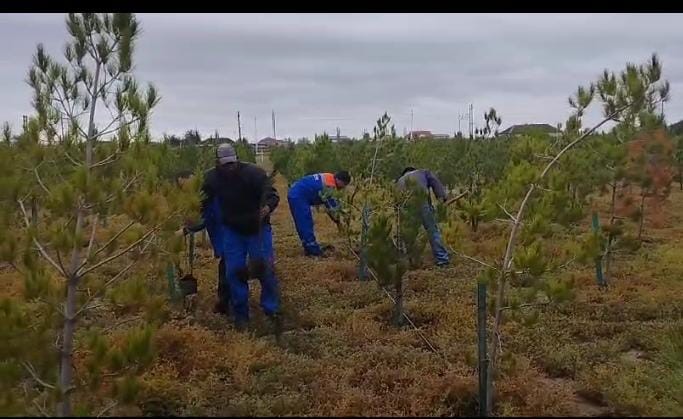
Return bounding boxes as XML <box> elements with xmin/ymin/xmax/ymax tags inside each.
<box><xmin>331</xmin><ymin>132</ymin><xmax>352</xmax><ymax>143</ymax></box>
<box><xmin>330</xmin><ymin>128</ymin><xmax>352</xmax><ymax>143</ymax></box>
<box><xmin>200</xmin><ymin>136</ymin><xmax>234</xmax><ymax>147</ymax></box>
<box><xmin>408</xmin><ymin>131</ymin><xmax>451</xmax><ymax>140</ymax></box>
<box><xmin>499</xmin><ymin>123</ymin><xmax>561</xmax><ymax>138</ymax></box>
<box><xmin>256</xmin><ymin>137</ymin><xmax>287</xmax><ymax>153</ymax></box>
<box><xmin>408</xmin><ymin>130</ymin><xmax>432</xmax><ymax>140</ymax></box>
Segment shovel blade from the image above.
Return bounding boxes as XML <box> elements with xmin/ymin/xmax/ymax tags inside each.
<box><xmin>178</xmin><ymin>274</ymin><xmax>198</xmax><ymax>296</ymax></box>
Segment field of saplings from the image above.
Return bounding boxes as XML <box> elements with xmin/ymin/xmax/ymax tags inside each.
<box><xmin>2</xmin><ymin>12</ymin><xmax>683</xmax><ymax>417</ymax></box>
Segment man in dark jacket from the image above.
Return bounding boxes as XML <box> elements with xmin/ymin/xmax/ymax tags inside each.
<box><xmin>201</xmin><ymin>144</ymin><xmax>281</xmax><ymax>331</ymax></box>
<box><xmin>396</xmin><ymin>167</ymin><xmax>450</xmax><ymax>267</ymax></box>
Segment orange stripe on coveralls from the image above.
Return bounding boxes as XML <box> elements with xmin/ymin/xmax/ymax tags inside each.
<box><xmin>321</xmin><ymin>173</ymin><xmax>336</xmax><ymax>188</ymax></box>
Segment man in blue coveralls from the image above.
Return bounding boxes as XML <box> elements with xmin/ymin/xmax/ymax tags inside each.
<box><xmin>396</xmin><ymin>167</ymin><xmax>450</xmax><ymax>267</ymax></box>
<box><xmin>287</xmin><ymin>171</ymin><xmax>351</xmax><ymax>257</ymax></box>
<box><xmin>200</xmin><ymin>144</ymin><xmax>281</xmax><ymax>331</ymax></box>
<box><xmin>177</xmin><ymin>169</ymin><xmax>231</xmax><ymax>317</ymax></box>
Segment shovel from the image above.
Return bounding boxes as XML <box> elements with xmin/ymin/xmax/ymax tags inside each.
<box><xmin>445</xmin><ymin>190</ymin><xmax>470</xmax><ymax>206</ymax></box>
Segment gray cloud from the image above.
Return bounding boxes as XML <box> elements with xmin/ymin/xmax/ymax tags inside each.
<box><xmin>1</xmin><ymin>13</ymin><xmax>682</xmax><ymax>141</ymax></box>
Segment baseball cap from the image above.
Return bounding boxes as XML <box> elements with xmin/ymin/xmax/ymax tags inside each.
<box><xmin>217</xmin><ymin>144</ymin><xmax>238</xmax><ymax>165</ymax></box>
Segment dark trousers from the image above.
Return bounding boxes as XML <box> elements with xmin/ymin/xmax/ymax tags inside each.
<box><xmin>217</xmin><ymin>257</ymin><xmax>232</xmax><ymax>311</ymax></box>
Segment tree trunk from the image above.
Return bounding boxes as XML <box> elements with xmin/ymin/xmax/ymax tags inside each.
<box><xmin>591</xmin><ymin>212</ymin><xmax>606</xmax><ymax>287</ymax></box>
<box><xmin>58</xmin><ymin>59</ymin><xmax>101</xmax><ymax>416</ymax></box>
<box><xmin>477</xmin><ymin>283</ymin><xmax>489</xmax><ymax>417</ymax></box>
<box><xmin>57</xmin><ymin>277</ymin><xmax>78</xmax><ymax>417</ymax></box>
<box><xmin>605</xmin><ymin>182</ymin><xmax>617</xmax><ymax>282</ymax></box>
<box><xmin>358</xmin><ymin>204</ymin><xmax>370</xmax><ymax>281</ymax></box>
<box><xmin>85</xmin><ymin>62</ymin><xmax>102</xmax><ymax>167</ymax></box>
<box><xmin>605</xmin><ymin>236</ymin><xmax>613</xmax><ymax>281</ymax></box>
<box><xmin>58</xmin><ymin>207</ymin><xmax>85</xmax><ymax>417</ymax></box>
<box><xmin>393</xmin><ymin>281</ymin><xmax>403</xmax><ymax>327</ymax></box>
<box><xmin>30</xmin><ymin>196</ymin><xmax>38</xmax><ymax>226</ymax></box>
<box><xmin>638</xmin><ymin>192</ymin><xmax>646</xmax><ymax>241</ymax></box>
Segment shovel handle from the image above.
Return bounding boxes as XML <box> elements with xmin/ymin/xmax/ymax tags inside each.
<box><xmin>187</xmin><ymin>233</ymin><xmax>195</xmax><ymax>275</ymax></box>
<box><xmin>445</xmin><ymin>190</ymin><xmax>470</xmax><ymax>206</ymax></box>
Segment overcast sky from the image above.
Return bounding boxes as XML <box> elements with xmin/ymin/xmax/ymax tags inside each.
<box><xmin>1</xmin><ymin>13</ymin><xmax>682</xmax><ymax>142</ymax></box>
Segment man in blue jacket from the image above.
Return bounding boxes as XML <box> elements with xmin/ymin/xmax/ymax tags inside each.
<box><xmin>396</xmin><ymin>167</ymin><xmax>450</xmax><ymax>267</ymax></box>
<box><xmin>287</xmin><ymin>171</ymin><xmax>351</xmax><ymax>257</ymax></box>
<box><xmin>201</xmin><ymin>144</ymin><xmax>281</xmax><ymax>332</ymax></box>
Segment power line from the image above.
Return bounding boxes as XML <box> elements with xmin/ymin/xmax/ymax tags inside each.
<box><xmin>297</xmin><ymin>117</ymin><xmax>355</xmax><ymax>121</ymax></box>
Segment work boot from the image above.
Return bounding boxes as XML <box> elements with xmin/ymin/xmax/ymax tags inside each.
<box><xmin>304</xmin><ymin>249</ymin><xmax>324</xmax><ymax>258</ymax></box>
<box><xmin>214</xmin><ymin>300</ymin><xmax>231</xmax><ymax>318</ymax></box>
<box><xmin>269</xmin><ymin>313</ymin><xmax>284</xmax><ymax>346</ymax></box>
<box><xmin>306</xmin><ymin>252</ymin><xmax>330</xmax><ymax>259</ymax></box>
<box><xmin>234</xmin><ymin>319</ymin><xmax>249</xmax><ymax>332</ymax></box>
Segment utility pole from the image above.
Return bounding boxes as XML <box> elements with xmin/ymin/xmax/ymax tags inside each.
<box><xmin>254</xmin><ymin>116</ymin><xmax>262</xmax><ymax>164</ymax></box>
<box><xmin>272</xmin><ymin>110</ymin><xmax>276</xmax><ymax>139</ymax></box>
<box><xmin>22</xmin><ymin>115</ymin><xmax>28</xmax><ymax>132</ymax></box>
<box><xmin>469</xmin><ymin>104</ymin><xmax>474</xmax><ymax>138</ymax></box>
<box><xmin>410</xmin><ymin>108</ymin><xmax>414</xmax><ymax>141</ymax></box>
<box><xmin>237</xmin><ymin>111</ymin><xmax>242</xmax><ymax>141</ymax></box>
<box><xmin>457</xmin><ymin>112</ymin><xmax>468</xmax><ymax>137</ymax></box>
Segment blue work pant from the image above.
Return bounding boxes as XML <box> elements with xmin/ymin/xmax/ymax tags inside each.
<box><xmin>420</xmin><ymin>204</ymin><xmax>450</xmax><ymax>266</ymax></box>
<box><xmin>221</xmin><ymin>225</ymin><xmax>280</xmax><ymax>324</ymax></box>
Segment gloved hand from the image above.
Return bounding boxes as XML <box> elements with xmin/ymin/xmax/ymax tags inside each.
<box><xmin>259</xmin><ymin>205</ymin><xmax>271</xmax><ymax>220</ymax></box>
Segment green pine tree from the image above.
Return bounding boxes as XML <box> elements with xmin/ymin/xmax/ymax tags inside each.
<box><xmin>483</xmin><ymin>53</ymin><xmax>670</xmax><ymax>413</ymax></box>
<box><xmin>0</xmin><ymin>14</ymin><xmax>195</xmax><ymax>416</ymax></box>
<box><xmin>675</xmin><ymin>135</ymin><xmax>683</xmax><ymax>190</ymax></box>
<box><xmin>366</xmin><ymin>179</ymin><xmax>427</xmax><ymax>326</ymax></box>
